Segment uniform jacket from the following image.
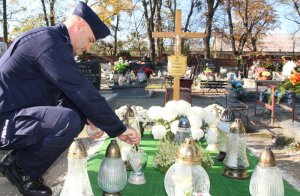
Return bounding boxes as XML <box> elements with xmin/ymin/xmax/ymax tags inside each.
<box><xmin>0</xmin><ymin>24</ymin><xmax>126</xmax><ymax>138</ymax></box>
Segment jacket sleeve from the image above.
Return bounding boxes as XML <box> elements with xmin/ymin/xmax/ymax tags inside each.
<box><xmin>35</xmin><ymin>44</ymin><xmax>126</xmax><ymax>138</ymax></box>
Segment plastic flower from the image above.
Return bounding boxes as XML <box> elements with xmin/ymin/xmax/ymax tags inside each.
<box><xmin>152</xmin><ymin>125</ymin><xmax>167</xmax><ymax>139</ymax></box>
<box><xmin>191</xmin><ymin>127</ymin><xmax>204</xmax><ymax>140</ymax></box>
<box><xmin>261</xmin><ymin>71</ymin><xmax>271</xmax><ymax>77</ymax></box>
<box><xmin>148</xmin><ymin>106</ymin><xmax>163</xmax><ymax>120</ymax></box>
<box><xmin>148</xmin><ymin>101</ymin><xmax>218</xmax><ymax>141</ymax></box>
<box><xmin>282</xmin><ymin>61</ymin><xmax>296</xmax><ymax>79</ymax></box>
<box><xmin>114</xmin><ymin>57</ymin><xmax>129</xmax><ymax>74</ymax></box>
<box><xmin>161</xmin><ymin>106</ymin><xmax>178</xmax><ymax>122</ymax></box>
<box><xmin>277</xmin><ymin>60</ymin><xmax>300</xmax><ymax>102</ymax></box>
<box><xmin>188</xmin><ymin>114</ymin><xmax>203</xmax><ymax>129</ymax></box>
<box><xmin>290</xmin><ymin>72</ymin><xmax>300</xmax><ymax>85</ymax></box>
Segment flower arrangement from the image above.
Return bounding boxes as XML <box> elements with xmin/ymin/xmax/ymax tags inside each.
<box><xmin>261</xmin><ymin>71</ymin><xmax>271</xmax><ymax>77</ymax></box>
<box><xmin>148</xmin><ymin>100</ymin><xmax>216</xmax><ymax>141</ymax></box>
<box><xmin>148</xmin><ymin>100</ymin><xmax>215</xmax><ymax>172</ymax></box>
<box><xmin>277</xmin><ymin>60</ymin><xmax>300</xmax><ymax>101</ymax></box>
<box><xmin>114</xmin><ymin>57</ymin><xmax>129</xmax><ymax>74</ymax></box>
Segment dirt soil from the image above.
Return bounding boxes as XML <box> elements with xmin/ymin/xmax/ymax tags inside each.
<box><xmin>0</xmin><ymin>90</ymin><xmax>300</xmax><ymax>195</ymax></box>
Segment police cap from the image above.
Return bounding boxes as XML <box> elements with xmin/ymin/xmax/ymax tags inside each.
<box><xmin>72</xmin><ymin>1</ymin><xmax>110</xmax><ymax>40</ymax></box>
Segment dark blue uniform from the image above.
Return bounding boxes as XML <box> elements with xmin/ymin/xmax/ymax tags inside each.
<box><xmin>0</xmin><ymin>24</ymin><xmax>126</xmax><ymax>178</ymax></box>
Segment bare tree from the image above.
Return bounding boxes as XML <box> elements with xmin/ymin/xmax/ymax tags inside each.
<box><xmin>49</xmin><ymin>0</ymin><xmax>56</xmax><ymax>25</ymax></box>
<box><xmin>220</xmin><ymin>0</ymin><xmax>278</xmax><ymax>57</ymax></box>
<box><xmin>141</xmin><ymin>0</ymin><xmax>157</xmax><ymax>60</ymax></box>
<box><xmin>204</xmin><ymin>0</ymin><xmax>221</xmax><ymax>59</ymax></box>
<box><xmin>3</xmin><ymin>0</ymin><xmax>8</xmax><ymax>43</ymax></box>
<box><xmin>113</xmin><ymin>14</ymin><xmax>120</xmax><ymax>56</ymax></box>
<box><xmin>39</xmin><ymin>0</ymin><xmax>56</xmax><ymax>26</ymax></box>
<box><xmin>156</xmin><ymin>0</ymin><xmax>164</xmax><ymax>57</ymax></box>
<box><xmin>40</xmin><ymin>0</ymin><xmax>49</xmax><ymax>26</ymax></box>
<box><xmin>1</xmin><ymin>0</ymin><xmax>26</xmax><ymax>41</ymax></box>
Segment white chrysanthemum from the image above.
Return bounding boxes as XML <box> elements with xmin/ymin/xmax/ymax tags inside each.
<box><xmin>191</xmin><ymin>127</ymin><xmax>204</xmax><ymax>140</ymax></box>
<box><xmin>151</xmin><ymin>125</ymin><xmax>167</xmax><ymax>139</ymax></box>
<box><xmin>177</xmin><ymin>100</ymin><xmax>192</xmax><ymax>115</ymax></box>
<box><xmin>187</xmin><ymin>114</ymin><xmax>203</xmax><ymax>129</ymax></box>
<box><xmin>282</xmin><ymin>61</ymin><xmax>296</xmax><ymax>78</ymax></box>
<box><xmin>165</xmin><ymin>100</ymin><xmax>179</xmax><ymax>111</ymax></box>
<box><xmin>203</xmin><ymin>109</ymin><xmax>216</xmax><ymax>125</ymax></box>
<box><xmin>170</xmin><ymin>120</ymin><xmax>179</xmax><ymax>134</ymax></box>
<box><xmin>190</xmin><ymin>106</ymin><xmax>205</xmax><ymax>119</ymax></box>
<box><xmin>161</xmin><ymin>106</ymin><xmax>178</xmax><ymax>122</ymax></box>
<box><xmin>148</xmin><ymin>106</ymin><xmax>163</xmax><ymax>120</ymax></box>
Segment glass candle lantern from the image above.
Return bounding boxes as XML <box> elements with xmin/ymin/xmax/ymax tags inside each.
<box><xmin>259</xmin><ymin>92</ymin><xmax>264</xmax><ymax>102</ymax></box>
<box><xmin>174</xmin><ymin>116</ymin><xmax>191</xmax><ymax>144</ymax></box>
<box><xmin>60</xmin><ymin>138</ymin><xmax>93</xmax><ymax>196</ymax></box>
<box><xmin>118</xmin><ymin>105</ymin><xmax>141</xmax><ymax>167</ymax></box>
<box><xmin>128</xmin><ymin>145</ymin><xmax>148</xmax><ymax>185</ymax></box>
<box><xmin>216</xmin><ymin>108</ymin><xmax>235</xmax><ymax>161</ymax></box>
<box><xmin>98</xmin><ymin>140</ymin><xmax>127</xmax><ymax>196</ymax></box>
<box><xmin>164</xmin><ymin>138</ymin><xmax>210</xmax><ymax>196</ymax></box>
<box><xmin>249</xmin><ymin>148</ymin><xmax>284</xmax><ymax>196</ymax></box>
<box><xmin>206</xmin><ymin>107</ymin><xmax>221</xmax><ymax>151</ymax></box>
<box><xmin>223</xmin><ymin>118</ymin><xmax>249</xmax><ymax>179</ymax></box>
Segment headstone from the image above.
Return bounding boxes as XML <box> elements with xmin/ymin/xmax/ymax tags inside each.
<box><xmin>77</xmin><ymin>58</ymin><xmax>101</xmax><ymax>90</ymax></box>
<box><xmin>0</xmin><ymin>42</ymin><xmax>7</xmax><ymax>58</ymax></box>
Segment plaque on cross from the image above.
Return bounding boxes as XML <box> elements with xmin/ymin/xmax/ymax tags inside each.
<box><xmin>152</xmin><ymin>9</ymin><xmax>206</xmax><ymax>101</ymax></box>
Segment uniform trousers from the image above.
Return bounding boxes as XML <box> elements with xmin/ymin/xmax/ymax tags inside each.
<box><xmin>0</xmin><ymin>106</ymin><xmax>83</xmax><ymax>178</ymax></box>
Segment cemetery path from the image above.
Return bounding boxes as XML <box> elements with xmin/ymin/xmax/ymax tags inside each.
<box><xmin>0</xmin><ymin>90</ymin><xmax>299</xmax><ymax>195</ymax></box>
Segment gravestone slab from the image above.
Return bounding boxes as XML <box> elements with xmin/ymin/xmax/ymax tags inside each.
<box><xmin>77</xmin><ymin>59</ymin><xmax>101</xmax><ymax>90</ymax></box>
<box><xmin>110</xmin><ymin>84</ymin><xmax>150</xmax><ymax>99</ymax></box>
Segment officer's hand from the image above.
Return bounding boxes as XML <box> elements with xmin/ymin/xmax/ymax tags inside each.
<box><xmin>87</xmin><ymin>119</ymin><xmax>104</xmax><ymax>139</ymax></box>
<box><xmin>118</xmin><ymin>126</ymin><xmax>141</xmax><ymax>145</ymax></box>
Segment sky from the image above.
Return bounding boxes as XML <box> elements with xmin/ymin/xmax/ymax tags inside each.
<box><xmin>0</xmin><ymin>0</ymin><xmax>299</xmax><ymax>39</ymax></box>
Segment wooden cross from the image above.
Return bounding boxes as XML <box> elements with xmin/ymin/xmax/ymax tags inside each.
<box><xmin>152</xmin><ymin>9</ymin><xmax>206</xmax><ymax>100</ymax></box>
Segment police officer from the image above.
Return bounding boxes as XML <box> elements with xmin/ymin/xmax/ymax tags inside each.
<box><xmin>0</xmin><ymin>2</ymin><xmax>140</xmax><ymax>196</ymax></box>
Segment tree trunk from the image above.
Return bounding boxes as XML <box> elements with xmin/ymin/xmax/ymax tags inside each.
<box><xmin>49</xmin><ymin>0</ymin><xmax>56</xmax><ymax>26</ymax></box>
<box><xmin>204</xmin><ymin>0</ymin><xmax>221</xmax><ymax>59</ymax></box>
<box><xmin>142</xmin><ymin>0</ymin><xmax>157</xmax><ymax>61</ymax></box>
<box><xmin>251</xmin><ymin>37</ymin><xmax>257</xmax><ymax>52</ymax></box>
<box><xmin>156</xmin><ymin>0</ymin><xmax>163</xmax><ymax>57</ymax></box>
<box><xmin>3</xmin><ymin>0</ymin><xmax>8</xmax><ymax>43</ymax></box>
<box><xmin>113</xmin><ymin>14</ymin><xmax>120</xmax><ymax>56</ymax></box>
<box><xmin>181</xmin><ymin>0</ymin><xmax>196</xmax><ymax>52</ymax></box>
<box><xmin>226</xmin><ymin>0</ymin><xmax>238</xmax><ymax>57</ymax></box>
<box><xmin>40</xmin><ymin>0</ymin><xmax>49</xmax><ymax>26</ymax></box>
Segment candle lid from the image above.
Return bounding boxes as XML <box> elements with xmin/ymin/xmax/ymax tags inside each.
<box><xmin>68</xmin><ymin>138</ymin><xmax>87</xmax><ymax>158</ymax></box>
<box><xmin>105</xmin><ymin>140</ymin><xmax>121</xmax><ymax>158</ymax></box>
<box><xmin>176</xmin><ymin>138</ymin><xmax>201</xmax><ymax>165</ymax></box>
<box><xmin>259</xmin><ymin>147</ymin><xmax>276</xmax><ymax>167</ymax></box>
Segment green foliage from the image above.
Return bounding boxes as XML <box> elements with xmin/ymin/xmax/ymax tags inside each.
<box><xmin>153</xmin><ymin>139</ymin><xmax>179</xmax><ymax>173</ymax></box>
<box><xmin>274</xmin><ymin>136</ymin><xmax>294</xmax><ymax>147</ymax></box>
<box><xmin>204</xmin><ymin>67</ymin><xmax>212</xmax><ymax>73</ymax></box>
<box><xmin>114</xmin><ymin>57</ymin><xmax>129</xmax><ymax>74</ymax></box>
<box><xmin>277</xmin><ymin>79</ymin><xmax>300</xmax><ymax>103</ymax></box>
<box><xmin>10</xmin><ymin>14</ymin><xmax>45</xmax><ymax>39</ymax></box>
<box><xmin>152</xmin><ymin>138</ymin><xmax>214</xmax><ymax>173</ymax></box>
